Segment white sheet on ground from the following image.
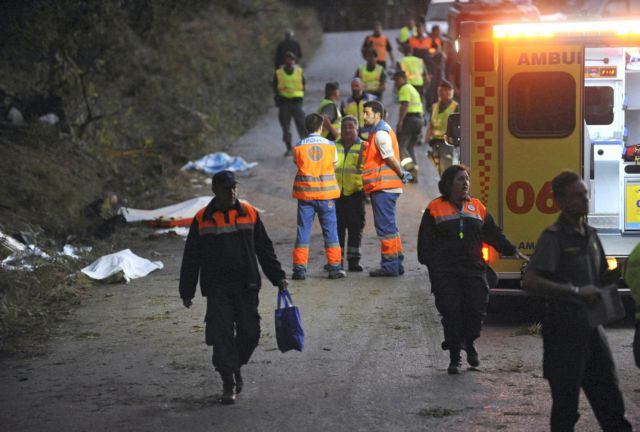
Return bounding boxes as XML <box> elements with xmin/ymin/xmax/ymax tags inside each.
<box><xmin>118</xmin><ymin>196</ymin><xmax>212</xmax><ymax>224</ymax></box>
<box><xmin>181</xmin><ymin>152</ymin><xmax>257</xmax><ymax>176</ymax></box>
<box><xmin>81</xmin><ymin>249</ymin><xmax>163</xmax><ymax>283</ymax></box>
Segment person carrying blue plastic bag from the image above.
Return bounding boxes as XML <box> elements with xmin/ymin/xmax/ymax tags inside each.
<box><xmin>179</xmin><ymin>170</ymin><xmax>288</xmax><ymax>405</ymax></box>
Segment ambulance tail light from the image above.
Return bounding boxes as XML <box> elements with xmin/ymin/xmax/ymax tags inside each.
<box><xmin>606</xmin><ymin>257</ymin><xmax>618</xmax><ymax>271</ymax></box>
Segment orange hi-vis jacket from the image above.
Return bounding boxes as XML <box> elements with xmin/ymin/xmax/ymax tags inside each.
<box><xmin>361</xmin><ymin>120</ymin><xmax>403</xmax><ymax>194</ymax></box>
<box><xmin>366</xmin><ymin>35</ymin><xmax>389</xmax><ymax>62</ymax></box>
<box><xmin>292</xmin><ymin>134</ymin><xmax>340</xmax><ymax>200</ymax></box>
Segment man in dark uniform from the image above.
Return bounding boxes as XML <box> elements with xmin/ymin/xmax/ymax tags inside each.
<box><xmin>179</xmin><ymin>170</ymin><xmax>288</xmax><ymax>405</ymax></box>
<box><xmin>522</xmin><ymin>170</ymin><xmax>631</xmax><ymax>431</ymax></box>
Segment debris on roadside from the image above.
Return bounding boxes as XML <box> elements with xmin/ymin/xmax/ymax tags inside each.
<box><xmin>119</xmin><ymin>196</ymin><xmax>212</xmax><ymax>228</ymax></box>
<box><xmin>181</xmin><ymin>152</ymin><xmax>257</xmax><ymax>176</ymax></box>
<box><xmin>80</xmin><ymin>248</ymin><xmax>163</xmax><ymax>283</ymax></box>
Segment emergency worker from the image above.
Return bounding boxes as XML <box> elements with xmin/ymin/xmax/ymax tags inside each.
<box><xmin>362</xmin><ymin>100</ymin><xmax>412</xmax><ymax>277</ymax></box>
<box><xmin>274</xmin><ymin>51</ymin><xmax>306</xmax><ymax>156</ymax></box>
<box><xmin>361</xmin><ymin>22</ymin><xmax>395</xmax><ymax>69</ymax></box>
<box><xmin>335</xmin><ymin>116</ymin><xmax>366</xmax><ymax>271</ymax></box>
<box><xmin>318</xmin><ymin>81</ymin><xmax>342</xmax><ymax>140</ymax></box>
<box><xmin>625</xmin><ymin>242</ymin><xmax>640</xmax><ymax>367</ymax></box>
<box><xmin>179</xmin><ymin>170</ymin><xmax>288</xmax><ymax>405</ymax></box>
<box><xmin>291</xmin><ymin>113</ymin><xmax>345</xmax><ymax>281</ymax></box>
<box><xmin>418</xmin><ymin>164</ymin><xmax>525</xmax><ymax>374</ymax></box>
<box><xmin>408</xmin><ymin>22</ymin><xmax>432</xmax><ymax>65</ymax></box>
<box><xmin>355</xmin><ymin>50</ymin><xmax>387</xmax><ymax>101</ymax></box>
<box><xmin>522</xmin><ymin>170</ymin><xmax>632</xmax><ymax>431</ymax></box>
<box><xmin>393</xmin><ymin>70</ymin><xmax>423</xmax><ymax>182</ymax></box>
<box><xmin>340</xmin><ymin>78</ymin><xmax>377</xmax><ymax>140</ymax></box>
<box><xmin>397</xmin><ymin>44</ymin><xmax>428</xmax><ymax>100</ymax></box>
<box><xmin>396</xmin><ymin>18</ymin><xmax>417</xmax><ymax>48</ymax></box>
<box><xmin>425</xmin><ymin>80</ymin><xmax>458</xmax><ymax>173</ymax></box>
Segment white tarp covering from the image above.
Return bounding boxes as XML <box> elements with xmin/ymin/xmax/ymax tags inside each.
<box><xmin>181</xmin><ymin>152</ymin><xmax>257</xmax><ymax>176</ymax></box>
<box><xmin>81</xmin><ymin>249</ymin><xmax>163</xmax><ymax>283</ymax></box>
<box><xmin>118</xmin><ymin>196</ymin><xmax>212</xmax><ymax>226</ymax></box>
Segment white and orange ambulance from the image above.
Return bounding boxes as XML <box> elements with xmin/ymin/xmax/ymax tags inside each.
<box><xmin>456</xmin><ymin>19</ymin><xmax>640</xmax><ymax>293</ymax></box>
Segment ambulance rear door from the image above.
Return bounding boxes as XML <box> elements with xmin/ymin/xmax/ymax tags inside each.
<box><xmin>498</xmin><ymin>41</ymin><xmax>583</xmax><ymax>254</ymax></box>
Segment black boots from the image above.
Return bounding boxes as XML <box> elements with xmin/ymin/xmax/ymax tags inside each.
<box><xmin>466</xmin><ymin>341</ymin><xmax>480</xmax><ymax>367</ymax></box>
<box><xmin>348</xmin><ymin>259</ymin><xmax>363</xmax><ymax>272</ymax></box>
<box><xmin>220</xmin><ymin>372</ymin><xmax>236</xmax><ymax>405</ymax></box>
<box><xmin>447</xmin><ymin>350</ymin><xmax>462</xmax><ymax>375</ymax></box>
<box><xmin>234</xmin><ymin>369</ymin><xmax>244</xmax><ymax>394</ymax></box>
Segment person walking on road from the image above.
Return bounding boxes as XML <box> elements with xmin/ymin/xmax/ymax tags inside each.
<box><xmin>274</xmin><ymin>30</ymin><xmax>302</xmax><ymax>69</ymax></box>
<box><xmin>425</xmin><ymin>80</ymin><xmax>458</xmax><ymax>173</ymax></box>
<box><xmin>335</xmin><ymin>116</ymin><xmax>366</xmax><ymax>272</ymax></box>
<box><xmin>291</xmin><ymin>113</ymin><xmax>345</xmax><ymax>281</ymax></box>
<box><xmin>362</xmin><ymin>100</ymin><xmax>412</xmax><ymax>277</ymax></box>
<box><xmin>522</xmin><ymin>170</ymin><xmax>632</xmax><ymax>431</ymax></box>
<box><xmin>318</xmin><ymin>81</ymin><xmax>342</xmax><ymax>141</ymax></box>
<box><xmin>341</xmin><ymin>78</ymin><xmax>377</xmax><ymax>140</ymax></box>
<box><xmin>274</xmin><ymin>51</ymin><xmax>306</xmax><ymax>156</ymax></box>
<box><xmin>393</xmin><ymin>70</ymin><xmax>423</xmax><ymax>183</ymax></box>
<box><xmin>396</xmin><ymin>17</ymin><xmax>417</xmax><ymax>49</ymax></box>
<box><xmin>179</xmin><ymin>170</ymin><xmax>288</xmax><ymax>405</ymax></box>
<box><xmin>355</xmin><ymin>49</ymin><xmax>387</xmax><ymax>101</ymax></box>
<box><xmin>418</xmin><ymin>164</ymin><xmax>525</xmax><ymax>375</ymax></box>
<box><xmin>397</xmin><ymin>44</ymin><xmax>428</xmax><ymax>102</ymax></box>
<box><xmin>361</xmin><ymin>22</ymin><xmax>395</xmax><ymax>69</ymax></box>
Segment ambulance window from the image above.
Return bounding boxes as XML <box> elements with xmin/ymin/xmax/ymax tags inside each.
<box><xmin>509</xmin><ymin>72</ymin><xmax>575</xmax><ymax>138</ymax></box>
<box><xmin>585</xmin><ymin>86</ymin><xmax>614</xmax><ymax>125</ymax></box>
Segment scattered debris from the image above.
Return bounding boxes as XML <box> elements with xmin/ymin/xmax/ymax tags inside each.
<box><xmin>38</xmin><ymin>113</ymin><xmax>59</xmax><ymax>125</ymax></box>
<box><xmin>154</xmin><ymin>227</ymin><xmax>189</xmax><ymax>237</ymax></box>
<box><xmin>514</xmin><ymin>322</ymin><xmax>542</xmax><ymax>336</ymax></box>
<box><xmin>80</xmin><ymin>249</ymin><xmax>163</xmax><ymax>283</ymax></box>
<box><xmin>60</xmin><ymin>244</ymin><xmax>93</xmax><ymax>260</ymax></box>
<box><xmin>181</xmin><ymin>152</ymin><xmax>257</xmax><ymax>176</ymax></box>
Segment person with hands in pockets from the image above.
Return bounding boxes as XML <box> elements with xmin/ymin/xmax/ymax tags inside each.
<box><xmin>179</xmin><ymin>170</ymin><xmax>288</xmax><ymax>406</ymax></box>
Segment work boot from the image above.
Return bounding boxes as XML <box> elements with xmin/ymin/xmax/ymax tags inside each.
<box><xmin>409</xmin><ymin>167</ymin><xmax>419</xmax><ymax>183</ymax></box>
<box><xmin>283</xmin><ymin>149</ymin><xmax>293</xmax><ymax>157</ymax></box>
<box><xmin>292</xmin><ymin>271</ymin><xmax>306</xmax><ymax>281</ymax></box>
<box><xmin>220</xmin><ymin>372</ymin><xmax>236</xmax><ymax>405</ymax></box>
<box><xmin>369</xmin><ymin>268</ymin><xmax>397</xmax><ymax>277</ymax></box>
<box><xmin>324</xmin><ymin>261</ymin><xmax>343</xmax><ymax>271</ymax></box>
<box><xmin>348</xmin><ymin>259</ymin><xmax>363</xmax><ymax>272</ymax></box>
<box><xmin>466</xmin><ymin>341</ymin><xmax>480</xmax><ymax>367</ymax></box>
<box><xmin>234</xmin><ymin>369</ymin><xmax>244</xmax><ymax>394</ymax></box>
<box><xmin>447</xmin><ymin>350</ymin><xmax>462</xmax><ymax>375</ymax></box>
<box><xmin>328</xmin><ymin>269</ymin><xmax>346</xmax><ymax>279</ymax></box>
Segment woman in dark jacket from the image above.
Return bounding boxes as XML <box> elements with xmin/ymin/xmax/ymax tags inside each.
<box><xmin>418</xmin><ymin>164</ymin><xmax>526</xmax><ymax>374</ymax></box>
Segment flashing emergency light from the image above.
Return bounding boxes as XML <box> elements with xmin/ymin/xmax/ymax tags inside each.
<box><xmin>482</xmin><ymin>245</ymin><xmax>490</xmax><ymax>262</ymax></box>
<box><xmin>493</xmin><ymin>20</ymin><xmax>640</xmax><ymax>39</ymax></box>
<box><xmin>607</xmin><ymin>257</ymin><xmax>618</xmax><ymax>271</ymax></box>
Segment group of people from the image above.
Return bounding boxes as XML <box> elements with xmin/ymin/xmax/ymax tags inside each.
<box><xmin>176</xmin><ymin>26</ymin><xmax>639</xmax><ymax>431</ymax></box>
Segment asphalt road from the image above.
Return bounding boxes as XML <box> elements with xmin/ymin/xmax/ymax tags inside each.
<box><xmin>1</xmin><ymin>30</ymin><xmax>639</xmax><ymax>432</ymax></box>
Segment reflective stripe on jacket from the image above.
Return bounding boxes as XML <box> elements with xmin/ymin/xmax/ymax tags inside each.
<box><xmin>431</xmin><ymin>100</ymin><xmax>458</xmax><ymax>139</ymax></box>
<box><xmin>359</xmin><ymin>64</ymin><xmax>383</xmax><ymax>93</ymax></box>
<box><xmin>399</xmin><ymin>56</ymin><xmax>425</xmax><ymax>86</ymax></box>
<box><xmin>336</xmin><ymin>139</ymin><xmax>364</xmax><ymax>196</ymax></box>
<box><xmin>318</xmin><ymin>98</ymin><xmax>342</xmax><ymax>139</ymax></box>
<box><xmin>292</xmin><ymin>134</ymin><xmax>340</xmax><ymax>200</ymax></box>
<box><xmin>361</xmin><ymin>120</ymin><xmax>403</xmax><ymax>193</ymax></box>
<box><xmin>276</xmin><ymin>66</ymin><xmax>304</xmax><ymax>98</ymax></box>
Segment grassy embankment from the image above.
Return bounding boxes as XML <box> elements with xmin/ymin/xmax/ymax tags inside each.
<box><xmin>0</xmin><ymin>0</ymin><xmax>322</xmax><ymax>355</ymax></box>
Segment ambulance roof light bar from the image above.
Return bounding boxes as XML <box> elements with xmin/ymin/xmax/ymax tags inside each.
<box><xmin>493</xmin><ymin>20</ymin><xmax>640</xmax><ymax>39</ymax></box>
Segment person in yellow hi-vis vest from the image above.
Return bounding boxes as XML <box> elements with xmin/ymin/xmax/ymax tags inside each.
<box><xmin>425</xmin><ymin>80</ymin><xmax>459</xmax><ymax>174</ymax></box>
<box><xmin>317</xmin><ymin>82</ymin><xmax>342</xmax><ymax>141</ymax></box>
<box><xmin>393</xmin><ymin>70</ymin><xmax>423</xmax><ymax>183</ymax></box>
<box><xmin>273</xmin><ymin>51</ymin><xmax>306</xmax><ymax>157</ymax></box>
<box><xmin>335</xmin><ymin>116</ymin><xmax>366</xmax><ymax>272</ymax></box>
<box><xmin>397</xmin><ymin>44</ymin><xmax>428</xmax><ymax>104</ymax></box>
<box><xmin>355</xmin><ymin>49</ymin><xmax>387</xmax><ymax>101</ymax></box>
<box><xmin>340</xmin><ymin>78</ymin><xmax>378</xmax><ymax>140</ymax></box>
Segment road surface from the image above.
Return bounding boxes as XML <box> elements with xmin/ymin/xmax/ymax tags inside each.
<box><xmin>1</xmin><ymin>30</ymin><xmax>638</xmax><ymax>432</ymax></box>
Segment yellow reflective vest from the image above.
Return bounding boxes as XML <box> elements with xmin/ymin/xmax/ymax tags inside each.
<box><xmin>399</xmin><ymin>55</ymin><xmax>425</xmax><ymax>86</ymax></box>
<box><xmin>276</xmin><ymin>66</ymin><xmax>304</xmax><ymax>98</ymax></box>
<box><xmin>430</xmin><ymin>100</ymin><xmax>458</xmax><ymax>140</ymax></box>
<box><xmin>336</xmin><ymin>139</ymin><xmax>364</xmax><ymax>196</ymax></box>
<box><xmin>318</xmin><ymin>99</ymin><xmax>342</xmax><ymax>139</ymax></box>
<box><xmin>398</xmin><ymin>83</ymin><xmax>423</xmax><ymax>115</ymax></box>
<box><xmin>358</xmin><ymin>64</ymin><xmax>383</xmax><ymax>93</ymax></box>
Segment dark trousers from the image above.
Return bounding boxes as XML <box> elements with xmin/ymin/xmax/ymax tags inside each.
<box><xmin>398</xmin><ymin>114</ymin><xmax>423</xmax><ymax>169</ymax></box>
<box><xmin>205</xmin><ymin>287</ymin><xmax>260</xmax><ymax>374</ymax></box>
<box><xmin>634</xmin><ymin>319</ymin><xmax>640</xmax><ymax>368</ymax></box>
<box><xmin>430</xmin><ymin>272</ymin><xmax>488</xmax><ymax>352</ymax></box>
<box><xmin>335</xmin><ymin>192</ymin><xmax>366</xmax><ymax>262</ymax></box>
<box><xmin>543</xmin><ymin>310</ymin><xmax>631</xmax><ymax>431</ymax></box>
<box><xmin>278</xmin><ymin>98</ymin><xmax>305</xmax><ymax>150</ymax></box>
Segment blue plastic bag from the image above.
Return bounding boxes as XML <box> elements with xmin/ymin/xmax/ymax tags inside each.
<box><xmin>275</xmin><ymin>290</ymin><xmax>304</xmax><ymax>353</ymax></box>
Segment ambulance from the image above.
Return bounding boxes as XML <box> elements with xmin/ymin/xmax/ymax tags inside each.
<box><xmin>455</xmin><ymin>18</ymin><xmax>640</xmax><ymax>293</ymax></box>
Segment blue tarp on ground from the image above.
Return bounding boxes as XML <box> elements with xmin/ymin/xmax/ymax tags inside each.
<box><xmin>181</xmin><ymin>152</ymin><xmax>258</xmax><ymax>176</ymax></box>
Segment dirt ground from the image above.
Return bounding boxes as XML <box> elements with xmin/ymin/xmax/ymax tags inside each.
<box><xmin>1</xmin><ymin>30</ymin><xmax>639</xmax><ymax>432</ymax></box>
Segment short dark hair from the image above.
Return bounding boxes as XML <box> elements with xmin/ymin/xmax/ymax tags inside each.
<box><xmin>551</xmin><ymin>170</ymin><xmax>581</xmax><ymax>199</ymax></box>
<box><xmin>438</xmin><ymin>164</ymin><xmax>469</xmax><ymax>200</ymax></box>
<box><xmin>305</xmin><ymin>113</ymin><xmax>324</xmax><ymax>133</ymax></box>
<box><xmin>365</xmin><ymin>49</ymin><xmax>378</xmax><ymax>58</ymax></box>
<box><xmin>363</xmin><ymin>100</ymin><xmax>384</xmax><ymax>115</ymax></box>
<box><xmin>393</xmin><ymin>70</ymin><xmax>407</xmax><ymax>80</ymax></box>
<box><xmin>324</xmin><ymin>81</ymin><xmax>339</xmax><ymax>97</ymax></box>
<box><xmin>438</xmin><ymin>79</ymin><xmax>453</xmax><ymax>90</ymax></box>
<box><xmin>431</xmin><ymin>25</ymin><xmax>440</xmax><ymax>32</ymax></box>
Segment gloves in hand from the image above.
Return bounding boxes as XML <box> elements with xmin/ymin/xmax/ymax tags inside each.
<box><xmin>401</xmin><ymin>170</ymin><xmax>413</xmax><ymax>184</ymax></box>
